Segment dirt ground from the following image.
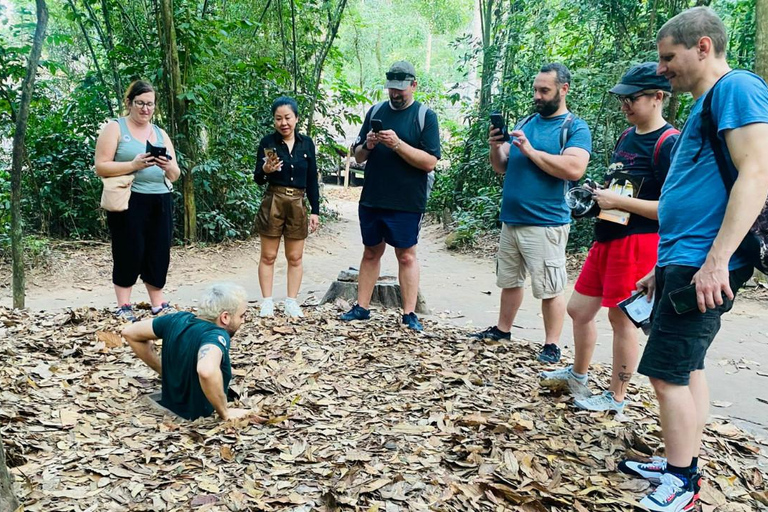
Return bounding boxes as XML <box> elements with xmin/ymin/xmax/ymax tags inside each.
<box><xmin>2</xmin><ymin>185</ymin><xmax>767</xmax><ymax>443</ymax></box>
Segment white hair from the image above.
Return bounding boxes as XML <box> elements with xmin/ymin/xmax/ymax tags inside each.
<box><xmin>197</xmin><ymin>283</ymin><xmax>247</xmax><ymax>322</ymax></box>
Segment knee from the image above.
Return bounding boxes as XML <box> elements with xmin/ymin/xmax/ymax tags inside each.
<box><xmin>567</xmin><ymin>302</ymin><xmax>593</xmax><ymax>325</ymax></box>
<box><xmin>362</xmin><ymin>247</ymin><xmax>383</xmax><ymax>262</ymax></box>
<box><xmin>649</xmin><ymin>377</ymin><xmax>675</xmax><ymax>396</ymax></box>
<box><xmin>260</xmin><ymin>252</ymin><xmax>277</xmax><ymax>265</ymax></box>
<box><xmin>287</xmin><ymin>253</ymin><xmax>303</xmax><ymax>267</ymax></box>
<box><xmin>396</xmin><ymin>250</ymin><xmax>416</xmax><ymax>267</ymax></box>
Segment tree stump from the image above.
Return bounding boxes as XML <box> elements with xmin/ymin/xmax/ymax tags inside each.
<box><xmin>321</xmin><ymin>268</ymin><xmax>429</xmax><ymax>314</ymax></box>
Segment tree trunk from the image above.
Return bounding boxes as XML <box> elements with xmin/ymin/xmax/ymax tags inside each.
<box><xmin>100</xmin><ymin>0</ymin><xmax>123</xmax><ymax>102</ymax></box>
<box><xmin>757</xmin><ymin>0</ymin><xmax>768</xmax><ymax>80</ymax></box>
<box><xmin>425</xmin><ymin>31</ymin><xmax>432</xmax><ymax>73</ymax></box>
<box><xmin>159</xmin><ymin>0</ymin><xmax>196</xmax><ymax>242</ymax></box>
<box><xmin>11</xmin><ymin>0</ymin><xmax>48</xmax><ymax>310</ymax></box>
<box><xmin>478</xmin><ymin>0</ymin><xmax>496</xmax><ymax>112</ymax></box>
<box><xmin>0</xmin><ymin>435</ymin><xmax>18</xmax><ymax>512</ymax></box>
<box><xmin>305</xmin><ymin>0</ymin><xmax>349</xmax><ymax>137</ymax></box>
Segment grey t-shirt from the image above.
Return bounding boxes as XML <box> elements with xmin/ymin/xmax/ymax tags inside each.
<box><xmin>114</xmin><ymin>117</ymin><xmax>170</xmax><ymax>195</ymax></box>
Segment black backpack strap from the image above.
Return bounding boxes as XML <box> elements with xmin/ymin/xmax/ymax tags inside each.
<box><xmin>699</xmin><ymin>72</ymin><xmax>736</xmax><ymax>192</ymax></box>
<box><xmin>559</xmin><ymin>112</ymin><xmax>576</xmax><ymax>155</ymax></box>
<box><xmin>514</xmin><ymin>113</ymin><xmax>537</xmax><ymax>131</ymax></box>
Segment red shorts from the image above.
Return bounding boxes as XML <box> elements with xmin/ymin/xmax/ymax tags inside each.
<box><xmin>574</xmin><ymin>233</ymin><xmax>659</xmax><ymax>308</ymax></box>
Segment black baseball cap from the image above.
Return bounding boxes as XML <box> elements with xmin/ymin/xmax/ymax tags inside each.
<box><xmin>609</xmin><ymin>62</ymin><xmax>672</xmax><ymax>95</ymax></box>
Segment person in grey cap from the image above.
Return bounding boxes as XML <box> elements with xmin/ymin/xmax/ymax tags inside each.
<box><xmin>541</xmin><ymin>62</ymin><xmax>679</xmax><ymax>414</ymax></box>
<box><xmin>339</xmin><ymin>61</ymin><xmax>441</xmax><ymax>331</ymax></box>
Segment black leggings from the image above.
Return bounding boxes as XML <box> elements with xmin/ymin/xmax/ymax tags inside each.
<box><xmin>107</xmin><ymin>192</ymin><xmax>173</xmax><ymax>289</ymax></box>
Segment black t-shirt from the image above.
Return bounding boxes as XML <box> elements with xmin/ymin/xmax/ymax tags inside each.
<box><xmin>354</xmin><ymin>101</ymin><xmax>441</xmax><ymax>212</ymax></box>
<box><xmin>254</xmin><ymin>132</ymin><xmax>320</xmax><ymax>214</ymax></box>
<box><xmin>594</xmin><ymin>124</ymin><xmax>678</xmax><ymax>242</ymax></box>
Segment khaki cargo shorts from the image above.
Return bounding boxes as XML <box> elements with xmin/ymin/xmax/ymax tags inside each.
<box><xmin>496</xmin><ymin>223</ymin><xmax>570</xmax><ymax>299</ymax></box>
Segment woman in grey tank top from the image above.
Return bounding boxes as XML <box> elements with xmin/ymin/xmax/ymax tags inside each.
<box><xmin>94</xmin><ymin>80</ymin><xmax>181</xmax><ymax>322</ymax></box>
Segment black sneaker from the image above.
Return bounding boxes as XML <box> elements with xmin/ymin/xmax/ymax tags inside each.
<box><xmin>470</xmin><ymin>326</ymin><xmax>511</xmax><ymax>341</ymax></box>
<box><xmin>538</xmin><ymin>343</ymin><xmax>561</xmax><ymax>363</ymax></box>
<box><xmin>339</xmin><ymin>304</ymin><xmax>370</xmax><ymax>322</ymax></box>
<box><xmin>402</xmin><ymin>312</ymin><xmax>423</xmax><ymax>331</ymax></box>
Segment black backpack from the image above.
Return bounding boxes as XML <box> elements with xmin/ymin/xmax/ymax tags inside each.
<box><xmin>697</xmin><ymin>70</ymin><xmax>768</xmax><ymax>274</ymax></box>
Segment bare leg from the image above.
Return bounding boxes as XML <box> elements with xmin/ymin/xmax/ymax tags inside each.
<box><xmin>497</xmin><ymin>287</ymin><xmax>524</xmax><ymax>332</ymax></box>
<box><xmin>284</xmin><ymin>238</ymin><xmax>305</xmax><ymax>298</ymax></box>
<box><xmin>607</xmin><ymin>307</ymin><xmax>639</xmax><ymax>402</ymax></box>
<box><xmin>258</xmin><ymin>235</ymin><xmax>281</xmax><ymax>298</ymax></box>
<box><xmin>126</xmin><ymin>339</ymin><xmax>162</xmax><ymax>376</ymax></box>
<box><xmin>650</xmin><ymin>377</ymin><xmax>696</xmax><ymax>469</ymax></box>
<box><xmin>688</xmin><ymin>369</ymin><xmax>709</xmax><ymax>459</ymax></box>
<box><xmin>568</xmin><ymin>292</ymin><xmax>603</xmax><ymax>375</ymax></box>
<box><xmin>541</xmin><ymin>294</ymin><xmax>566</xmax><ymax>346</ymax></box>
<box><xmin>115</xmin><ymin>284</ymin><xmax>132</xmax><ymax>307</ymax></box>
<box><xmin>357</xmin><ymin>243</ymin><xmax>386</xmax><ymax>309</ymax></box>
<box><xmin>394</xmin><ymin>245</ymin><xmax>419</xmax><ymax>314</ymax></box>
<box><xmin>145</xmin><ymin>283</ymin><xmax>165</xmax><ymax>308</ymax></box>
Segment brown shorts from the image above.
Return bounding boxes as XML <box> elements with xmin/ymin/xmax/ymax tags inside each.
<box><xmin>256</xmin><ymin>186</ymin><xmax>308</xmax><ymax>239</ymax></box>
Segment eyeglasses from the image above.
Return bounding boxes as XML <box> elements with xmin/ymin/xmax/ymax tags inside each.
<box><xmin>133</xmin><ymin>100</ymin><xmax>156</xmax><ymax>109</ymax></box>
<box><xmin>615</xmin><ymin>93</ymin><xmax>655</xmax><ymax>106</ymax></box>
<box><xmin>386</xmin><ymin>72</ymin><xmax>415</xmax><ymax>82</ymax></box>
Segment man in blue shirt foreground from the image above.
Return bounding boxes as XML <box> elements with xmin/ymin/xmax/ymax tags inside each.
<box><xmin>472</xmin><ymin>63</ymin><xmax>592</xmax><ymax>364</ymax></box>
<box><xmin>617</xmin><ymin>7</ymin><xmax>768</xmax><ymax>511</ymax></box>
<box><xmin>122</xmin><ymin>283</ymin><xmax>255</xmax><ymax>421</ymax></box>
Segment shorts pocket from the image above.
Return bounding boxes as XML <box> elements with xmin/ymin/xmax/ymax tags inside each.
<box><xmin>545</xmin><ymin>225</ymin><xmax>568</xmax><ymax>246</ymax></box>
<box><xmin>544</xmin><ymin>257</ymin><xmax>567</xmax><ymax>295</ymax></box>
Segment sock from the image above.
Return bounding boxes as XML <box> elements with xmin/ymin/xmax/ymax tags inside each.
<box><xmin>690</xmin><ymin>457</ymin><xmax>699</xmax><ymax>473</ymax></box>
<box><xmin>262</xmin><ymin>297</ymin><xmax>273</xmax><ymax>303</ymax></box>
<box><xmin>570</xmin><ymin>368</ymin><xmax>587</xmax><ymax>381</ymax></box>
<box><xmin>285</xmin><ymin>297</ymin><xmax>297</xmax><ymax>304</ymax></box>
<box><xmin>493</xmin><ymin>326</ymin><xmax>510</xmax><ymax>335</ymax></box>
<box><xmin>666</xmin><ymin>463</ymin><xmax>692</xmax><ymax>485</ymax></box>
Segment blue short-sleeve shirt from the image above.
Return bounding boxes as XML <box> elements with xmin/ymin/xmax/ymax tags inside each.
<box><xmin>657</xmin><ymin>71</ymin><xmax>768</xmax><ymax>269</ymax></box>
<box><xmin>500</xmin><ymin>113</ymin><xmax>592</xmax><ymax>226</ymax></box>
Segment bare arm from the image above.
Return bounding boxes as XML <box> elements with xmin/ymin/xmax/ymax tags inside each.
<box><xmin>693</xmin><ymin>123</ymin><xmax>768</xmax><ymax>310</ymax></box>
<box><xmin>592</xmin><ymin>191</ymin><xmax>659</xmax><ymax>220</ymax></box>
<box><xmin>121</xmin><ymin>320</ymin><xmax>162</xmax><ymax>375</ymax></box>
<box><xmin>488</xmin><ymin>126</ymin><xmax>511</xmax><ymax>175</ymax></box>
<box><xmin>510</xmin><ymin>128</ymin><xmax>590</xmax><ymax>181</ymax></box>
<box><xmin>94</xmin><ymin>121</ymin><xmax>153</xmax><ymax>177</ymax></box>
<box><xmin>154</xmin><ymin>128</ymin><xmax>181</xmax><ymax>182</ymax></box>
<box><xmin>196</xmin><ymin>344</ymin><xmax>229</xmax><ymax>418</ymax></box>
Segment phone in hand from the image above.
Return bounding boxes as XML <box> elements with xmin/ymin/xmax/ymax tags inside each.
<box><xmin>264</xmin><ymin>147</ymin><xmax>277</xmax><ymax>160</ymax></box>
<box><xmin>489</xmin><ymin>112</ymin><xmax>511</xmax><ymax>142</ymax></box>
<box><xmin>371</xmin><ymin>119</ymin><xmax>384</xmax><ymax>133</ymax></box>
<box><xmin>146</xmin><ymin>140</ymin><xmax>172</xmax><ymax>160</ymax></box>
<box><xmin>668</xmin><ymin>284</ymin><xmax>698</xmax><ymax>315</ymax></box>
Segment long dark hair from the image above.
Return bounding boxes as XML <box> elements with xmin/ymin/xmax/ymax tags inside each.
<box><xmin>123</xmin><ymin>80</ymin><xmax>155</xmax><ymax>114</ymax></box>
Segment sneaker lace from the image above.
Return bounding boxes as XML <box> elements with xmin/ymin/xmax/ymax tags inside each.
<box><xmin>650</xmin><ymin>474</ymin><xmax>683</xmax><ymax>503</ymax></box>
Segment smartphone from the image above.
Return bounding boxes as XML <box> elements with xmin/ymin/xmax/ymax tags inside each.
<box><xmin>264</xmin><ymin>147</ymin><xmax>277</xmax><ymax>160</ymax></box>
<box><xmin>489</xmin><ymin>112</ymin><xmax>510</xmax><ymax>142</ymax></box>
<box><xmin>146</xmin><ymin>140</ymin><xmax>171</xmax><ymax>160</ymax></box>
<box><xmin>371</xmin><ymin>119</ymin><xmax>383</xmax><ymax>133</ymax></box>
<box><xmin>668</xmin><ymin>284</ymin><xmax>698</xmax><ymax>315</ymax></box>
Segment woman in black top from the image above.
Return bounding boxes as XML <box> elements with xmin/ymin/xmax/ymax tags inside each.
<box><xmin>253</xmin><ymin>97</ymin><xmax>320</xmax><ymax>318</ymax></box>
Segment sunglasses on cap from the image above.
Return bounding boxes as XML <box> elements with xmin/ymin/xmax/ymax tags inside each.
<box><xmin>386</xmin><ymin>72</ymin><xmax>415</xmax><ymax>81</ymax></box>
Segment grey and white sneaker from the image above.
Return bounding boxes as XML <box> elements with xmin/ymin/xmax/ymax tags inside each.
<box><xmin>574</xmin><ymin>390</ymin><xmax>625</xmax><ymax>413</ymax></box>
<box><xmin>539</xmin><ymin>365</ymin><xmax>590</xmax><ymax>397</ymax></box>
<box><xmin>115</xmin><ymin>304</ymin><xmax>137</xmax><ymax>323</ymax></box>
<box><xmin>284</xmin><ymin>298</ymin><xmax>304</xmax><ymax>318</ymax></box>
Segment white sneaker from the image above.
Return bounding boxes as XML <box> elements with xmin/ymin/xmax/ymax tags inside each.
<box><xmin>639</xmin><ymin>472</ymin><xmax>695</xmax><ymax>511</ymax></box>
<box><xmin>284</xmin><ymin>299</ymin><xmax>304</xmax><ymax>318</ymax></box>
<box><xmin>574</xmin><ymin>390</ymin><xmax>625</xmax><ymax>413</ymax></box>
<box><xmin>259</xmin><ymin>298</ymin><xmax>274</xmax><ymax>317</ymax></box>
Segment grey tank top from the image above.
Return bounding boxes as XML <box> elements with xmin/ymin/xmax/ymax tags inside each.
<box><xmin>114</xmin><ymin>117</ymin><xmax>169</xmax><ymax>194</ymax></box>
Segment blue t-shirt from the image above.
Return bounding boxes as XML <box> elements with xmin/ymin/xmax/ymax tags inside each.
<box><xmin>657</xmin><ymin>70</ymin><xmax>768</xmax><ymax>270</ymax></box>
<box><xmin>500</xmin><ymin>113</ymin><xmax>592</xmax><ymax>226</ymax></box>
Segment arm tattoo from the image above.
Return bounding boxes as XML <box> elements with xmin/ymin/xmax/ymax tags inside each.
<box><xmin>198</xmin><ymin>345</ymin><xmax>213</xmax><ymax>361</ymax></box>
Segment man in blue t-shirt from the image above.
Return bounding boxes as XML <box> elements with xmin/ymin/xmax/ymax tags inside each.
<box><xmin>121</xmin><ymin>283</ymin><xmax>254</xmax><ymax>421</ymax></box>
<box><xmin>472</xmin><ymin>63</ymin><xmax>592</xmax><ymax>364</ymax></box>
<box><xmin>617</xmin><ymin>8</ymin><xmax>768</xmax><ymax>512</ymax></box>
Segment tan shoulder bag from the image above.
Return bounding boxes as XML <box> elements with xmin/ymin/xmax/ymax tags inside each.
<box><xmin>100</xmin><ymin>174</ymin><xmax>135</xmax><ymax>212</ymax></box>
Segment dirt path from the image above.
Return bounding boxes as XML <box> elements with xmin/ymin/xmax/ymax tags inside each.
<box><xmin>2</xmin><ymin>186</ymin><xmax>768</xmax><ymax>440</ymax></box>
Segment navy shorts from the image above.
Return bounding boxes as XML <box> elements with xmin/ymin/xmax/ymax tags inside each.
<box><xmin>358</xmin><ymin>204</ymin><xmax>422</xmax><ymax>249</ymax></box>
<box><xmin>637</xmin><ymin>264</ymin><xmax>752</xmax><ymax>386</ymax></box>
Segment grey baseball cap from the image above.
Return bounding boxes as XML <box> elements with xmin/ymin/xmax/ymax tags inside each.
<box><xmin>385</xmin><ymin>61</ymin><xmax>416</xmax><ymax>90</ymax></box>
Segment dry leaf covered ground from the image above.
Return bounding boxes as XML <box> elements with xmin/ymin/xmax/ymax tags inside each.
<box><xmin>1</xmin><ymin>304</ymin><xmax>766</xmax><ymax>512</ymax></box>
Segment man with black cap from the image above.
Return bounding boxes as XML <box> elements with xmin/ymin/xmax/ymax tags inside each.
<box><xmin>340</xmin><ymin>61</ymin><xmax>441</xmax><ymax>331</ymax></box>
<box><xmin>541</xmin><ymin>62</ymin><xmax>678</xmax><ymax>414</ymax></box>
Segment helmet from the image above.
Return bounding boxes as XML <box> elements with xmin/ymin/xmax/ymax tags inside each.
<box><xmin>566</xmin><ymin>184</ymin><xmax>600</xmax><ymax>218</ymax></box>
